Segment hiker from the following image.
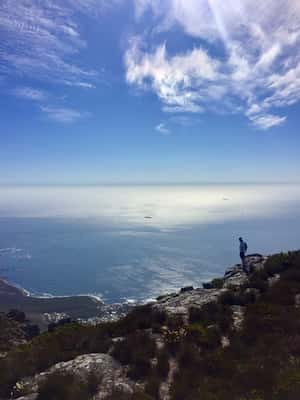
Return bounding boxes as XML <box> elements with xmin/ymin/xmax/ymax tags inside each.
<box><xmin>239</xmin><ymin>237</ymin><xmax>248</xmax><ymax>273</ymax></box>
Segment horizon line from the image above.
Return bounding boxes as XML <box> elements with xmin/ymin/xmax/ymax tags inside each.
<box><xmin>0</xmin><ymin>180</ymin><xmax>299</xmax><ymax>187</ymax></box>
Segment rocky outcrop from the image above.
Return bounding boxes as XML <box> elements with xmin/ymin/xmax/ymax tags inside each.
<box><xmin>154</xmin><ymin>288</ymin><xmax>225</xmax><ymax>318</ymax></box>
<box><xmin>154</xmin><ymin>255</ymin><xmax>269</xmax><ymax>318</ymax></box>
<box><xmin>15</xmin><ymin>354</ymin><xmax>141</xmax><ymax>400</ymax></box>
<box><xmin>10</xmin><ymin>254</ymin><xmax>273</xmax><ymax>400</ymax></box>
<box><xmin>223</xmin><ymin>254</ymin><xmax>268</xmax><ymax>288</ymax></box>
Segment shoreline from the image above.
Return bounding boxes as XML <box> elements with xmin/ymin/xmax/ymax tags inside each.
<box><xmin>0</xmin><ymin>277</ymin><xmax>104</xmax><ymax>304</ymax></box>
<box><xmin>0</xmin><ymin>277</ymin><xmax>137</xmax><ymax>328</ymax></box>
<box><xmin>0</xmin><ymin>276</ymin><xmax>157</xmax><ymax>306</ymax></box>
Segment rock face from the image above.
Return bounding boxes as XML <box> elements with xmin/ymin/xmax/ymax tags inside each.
<box><xmin>246</xmin><ymin>254</ymin><xmax>268</xmax><ymax>271</ymax></box>
<box><xmin>153</xmin><ymin>255</ymin><xmax>269</xmax><ymax>319</ymax></box>
<box><xmin>16</xmin><ymin>354</ymin><xmax>141</xmax><ymax>400</ymax></box>
<box><xmin>223</xmin><ymin>254</ymin><xmax>268</xmax><ymax>288</ymax></box>
<box><xmin>223</xmin><ymin>266</ymin><xmax>248</xmax><ymax>288</ymax></box>
<box><xmin>154</xmin><ymin>288</ymin><xmax>225</xmax><ymax>318</ymax></box>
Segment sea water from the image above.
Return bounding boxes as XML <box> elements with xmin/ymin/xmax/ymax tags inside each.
<box><xmin>0</xmin><ymin>184</ymin><xmax>299</xmax><ymax>303</ymax></box>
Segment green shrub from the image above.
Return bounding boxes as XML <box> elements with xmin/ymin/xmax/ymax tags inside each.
<box><xmin>264</xmin><ymin>252</ymin><xmax>291</xmax><ymax>276</ymax></box>
<box><xmin>113</xmin><ymin>305</ymin><xmax>166</xmax><ymax>335</ymax></box>
<box><xmin>106</xmin><ymin>391</ymin><xmax>155</xmax><ymax>400</ymax></box>
<box><xmin>219</xmin><ymin>290</ymin><xmax>256</xmax><ymax>307</ymax></box>
<box><xmin>156</xmin><ymin>348</ymin><xmax>170</xmax><ymax>379</ymax></box>
<box><xmin>105</xmin><ymin>390</ymin><xmax>133</xmax><ymax>400</ymax></box>
<box><xmin>189</xmin><ymin>302</ymin><xmax>233</xmax><ymax>333</ymax></box>
<box><xmin>264</xmin><ymin>281</ymin><xmax>296</xmax><ymax>306</ymax></box>
<box><xmin>218</xmin><ymin>291</ymin><xmax>237</xmax><ymax>306</ymax></box>
<box><xmin>246</xmin><ymin>270</ymin><xmax>269</xmax><ymax>293</ymax></box>
<box><xmin>177</xmin><ymin>341</ymin><xmax>201</xmax><ymax>369</ymax></box>
<box><xmin>166</xmin><ymin>314</ymin><xmax>184</xmax><ymax>331</ymax></box>
<box><xmin>186</xmin><ymin>323</ymin><xmax>221</xmax><ymax>350</ymax></box>
<box><xmin>145</xmin><ymin>375</ymin><xmax>161</xmax><ymax>399</ymax></box>
<box><xmin>273</xmin><ymin>366</ymin><xmax>300</xmax><ymax>400</ymax></box>
<box><xmin>203</xmin><ymin>278</ymin><xmax>224</xmax><ymax>289</ymax></box>
<box><xmin>112</xmin><ymin>331</ymin><xmax>156</xmax><ymax>380</ymax></box>
<box><xmin>87</xmin><ymin>371</ymin><xmax>102</xmax><ymax>397</ymax></box>
<box><xmin>281</xmin><ymin>268</ymin><xmax>300</xmax><ymax>283</ymax></box>
<box><xmin>0</xmin><ymin>323</ymin><xmax>111</xmax><ymax>396</ymax></box>
<box><xmin>36</xmin><ymin>373</ymin><xmax>91</xmax><ymax>400</ymax></box>
<box><xmin>106</xmin><ymin>389</ymin><xmax>155</xmax><ymax>400</ymax></box>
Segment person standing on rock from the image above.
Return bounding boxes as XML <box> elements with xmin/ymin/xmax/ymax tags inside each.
<box><xmin>239</xmin><ymin>237</ymin><xmax>248</xmax><ymax>273</ymax></box>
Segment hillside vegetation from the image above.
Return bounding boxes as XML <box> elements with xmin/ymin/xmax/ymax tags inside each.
<box><xmin>1</xmin><ymin>251</ymin><xmax>300</xmax><ymax>400</ymax></box>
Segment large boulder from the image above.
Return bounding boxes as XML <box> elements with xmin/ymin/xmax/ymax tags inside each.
<box><xmin>223</xmin><ymin>254</ymin><xmax>268</xmax><ymax>288</ymax></box>
<box><xmin>15</xmin><ymin>353</ymin><xmax>141</xmax><ymax>399</ymax></box>
<box><xmin>154</xmin><ymin>288</ymin><xmax>225</xmax><ymax>317</ymax></box>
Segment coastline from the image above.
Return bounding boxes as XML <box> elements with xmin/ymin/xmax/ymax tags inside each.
<box><xmin>0</xmin><ymin>277</ymin><xmax>104</xmax><ymax>303</ymax></box>
<box><xmin>0</xmin><ymin>277</ymin><xmax>135</xmax><ymax>329</ymax></box>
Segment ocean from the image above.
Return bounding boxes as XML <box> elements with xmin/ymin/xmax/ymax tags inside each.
<box><xmin>0</xmin><ymin>184</ymin><xmax>299</xmax><ymax>303</ymax></box>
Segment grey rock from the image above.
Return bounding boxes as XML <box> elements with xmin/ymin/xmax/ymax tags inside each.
<box><xmin>231</xmin><ymin>305</ymin><xmax>245</xmax><ymax>331</ymax></box>
<box><xmin>247</xmin><ymin>254</ymin><xmax>268</xmax><ymax>273</ymax></box>
<box><xmin>154</xmin><ymin>288</ymin><xmax>225</xmax><ymax>317</ymax></box>
<box><xmin>16</xmin><ymin>354</ymin><xmax>141</xmax><ymax>399</ymax></box>
<box><xmin>223</xmin><ymin>265</ymin><xmax>248</xmax><ymax>288</ymax></box>
<box><xmin>223</xmin><ymin>255</ymin><xmax>269</xmax><ymax>289</ymax></box>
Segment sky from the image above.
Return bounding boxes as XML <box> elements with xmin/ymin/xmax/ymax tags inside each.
<box><xmin>0</xmin><ymin>0</ymin><xmax>300</xmax><ymax>184</ymax></box>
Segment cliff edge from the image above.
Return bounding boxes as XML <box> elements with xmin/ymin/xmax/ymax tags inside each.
<box><xmin>1</xmin><ymin>251</ymin><xmax>300</xmax><ymax>400</ymax></box>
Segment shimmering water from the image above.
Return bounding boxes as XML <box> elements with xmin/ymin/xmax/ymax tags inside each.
<box><xmin>0</xmin><ymin>184</ymin><xmax>299</xmax><ymax>303</ymax></box>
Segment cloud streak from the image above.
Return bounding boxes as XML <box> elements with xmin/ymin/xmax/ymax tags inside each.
<box><xmin>13</xmin><ymin>87</ymin><xmax>47</xmax><ymax>101</ymax></box>
<box><xmin>40</xmin><ymin>106</ymin><xmax>90</xmax><ymax>123</ymax></box>
<box><xmin>126</xmin><ymin>0</ymin><xmax>300</xmax><ymax>129</ymax></box>
<box><xmin>0</xmin><ymin>0</ymin><xmax>98</xmax><ymax>87</ymax></box>
<box><xmin>156</xmin><ymin>122</ymin><xmax>170</xmax><ymax>135</ymax></box>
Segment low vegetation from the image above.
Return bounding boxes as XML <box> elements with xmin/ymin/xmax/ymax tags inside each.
<box><xmin>36</xmin><ymin>372</ymin><xmax>100</xmax><ymax>400</ymax></box>
<box><xmin>1</xmin><ymin>250</ymin><xmax>300</xmax><ymax>400</ymax></box>
<box><xmin>170</xmin><ymin>250</ymin><xmax>300</xmax><ymax>400</ymax></box>
<box><xmin>112</xmin><ymin>331</ymin><xmax>156</xmax><ymax>379</ymax></box>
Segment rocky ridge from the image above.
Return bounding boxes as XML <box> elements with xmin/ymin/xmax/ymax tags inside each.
<box><xmin>9</xmin><ymin>254</ymin><xmax>270</xmax><ymax>400</ymax></box>
<box><xmin>14</xmin><ymin>354</ymin><xmax>141</xmax><ymax>400</ymax></box>
<box><xmin>154</xmin><ymin>254</ymin><xmax>267</xmax><ymax>316</ymax></box>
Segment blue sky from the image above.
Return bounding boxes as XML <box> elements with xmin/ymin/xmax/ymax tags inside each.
<box><xmin>0</xmin><ymin>0</ymin><xmax>300</xmax><ymax>184</ymax></box>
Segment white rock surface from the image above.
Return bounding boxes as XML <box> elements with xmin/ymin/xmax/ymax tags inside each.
<box><xmin>154</xmin><ymin>288</ymin><xmax>225</xmax><ymax>317</ymax></box>
<box><xmin>16</xmin><ymin>353</ymin><xmax>140</xmax><ymax>400</ymax></box>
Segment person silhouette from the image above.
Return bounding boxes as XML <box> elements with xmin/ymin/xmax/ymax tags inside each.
<box><xmin>239</xmin><ymin>237</ymin><xmax>248</xmax><ymax>273</ymax></box>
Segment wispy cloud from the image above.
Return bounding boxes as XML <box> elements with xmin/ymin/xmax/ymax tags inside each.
<box><xmin>40</xmin><ymin>106</ymin><xmax>90</xmax><ymax>123</ymax></box>
<box><xmin>0</xmin><ymin>0</ymin><xmax>98</xmax><ymax>87</ymax></box>
<box><xmin>169</xmin><ymin>115</ymin><xmax>201</xmax><ymax>127</ymax></box>
<box><xmin>127</xmin><ymin>0</ymin><xmax>300</xmax><ymax>129</ymax></box>
<box><xmin>0</xmin><ymin>0</ymin><xmax>116</xmax><ymax>121</ymax></box>
<box><xmin>249</xmin><ymin>114</ymin><xmax>287</xmax><ymax>130</ymax></box>
<box><xmin>13</xmin><ymin>87</ymin><xmax>47</xmax><ymax>101</ymax></box>
<box><xmin>156</xmin><ymin>122</ymin><xmax>170</xmax><ymax>135</ymax></box>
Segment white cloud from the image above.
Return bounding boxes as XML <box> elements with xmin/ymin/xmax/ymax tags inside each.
<box><xmin>0</xmin><ymin>0</ymin><xmax>98</xmax><ymax>87</ymax></box>
<box><xmin>126</xmin><ymin>40</ymin><xmax>218</xmax><ymax>114</ymax></box>
<box><xmin>13</xmin><ymin>87</ymin><xmax>47</xmax><ymax>101</ymax></box>
<box><xmin>40</xmin><ymin>106</ymin><xmax>90</xmax><ymax>123</ymax></box>
<box><xmin>127</xmin><ymin>0</ymin><xmax>300</xmax><ymax>129</ymax></box>
<box><xmin>156</xmin><ymin>123</ymin><xmax>170</xmax><ymax>135</ymax></box>
<box><xmin>249</xmin><ymin>114</ymin><xmax>286</xmax><ymax>130</ymax></box>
